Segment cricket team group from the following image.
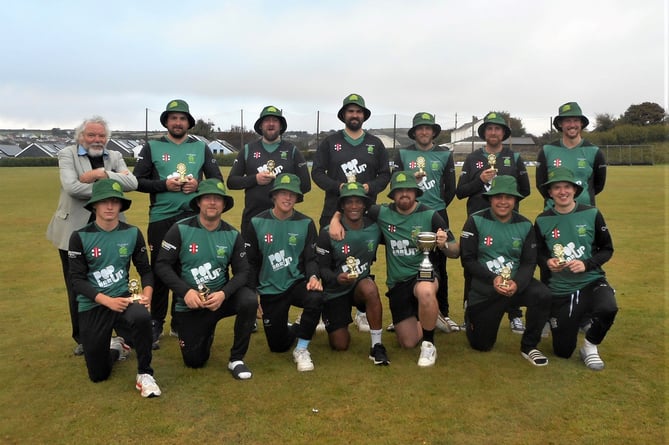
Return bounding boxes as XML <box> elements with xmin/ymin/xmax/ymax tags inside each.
<box><xmin>46</xmin><ymin>94</ymin><xmax>618</xmax><ymax>398</ymax></box>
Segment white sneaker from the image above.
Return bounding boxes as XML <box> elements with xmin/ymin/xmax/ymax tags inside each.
<box><xmin>386</xmin><ymin>322</ymin><xmax>395</xmax><ymax>332</ymax></box>
<box><xmin>135</xmin><ymin>373</ymin><xmax>161</xmax><ymax>398</ymax></box>
<box><xmin>436</xmin><ymin>314</ymin><xmax>460</xmax><ymax>333</ymax></box>
<box><xmin>293</xmin><ymin>348</ymin><xmax>314</xmax><ymax>372</ymax></box>
<box><xmin>110</xmin><ymin>336</ymin><xmax>130</xmax><ymax>361</ymax></box>
<box><xmin>580</xmin><ymin>345</ymin><xmax>605</xmax><ymax>371</ymax></box>
<box><xmin>510</xmin><ymin>317</ymin><xmax>525</xmax><ymax>334</ymax></box>
<box><xmin>354</xmin><ymin>311</ymin><xmax>370</xmax><ymax>332</ymax></box>
<box><xmin>417</xmin><ymin>341</ymin><xmax>437</xmax><ymax>367</ymax></box>
<box><xmin>315</xmin><ymin>318</ymin><xmax>326</xmax><ymax>332</ymax></box>
<box><xmin>541</xmin><ymin>321</ymin><xmax>551</xmax><ymax>338</ymax></box>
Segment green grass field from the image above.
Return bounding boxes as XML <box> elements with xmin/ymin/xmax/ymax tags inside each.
<box><xmin>0</xmin><ymin>166</ymin><xmax>666</xmax><ymax>444</ymax></box>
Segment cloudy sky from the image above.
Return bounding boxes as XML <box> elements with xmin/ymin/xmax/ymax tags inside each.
<box><xmin>2</xmin><ymin>0</ymin><xmax>666</xmax><ymax>136</ymax></box>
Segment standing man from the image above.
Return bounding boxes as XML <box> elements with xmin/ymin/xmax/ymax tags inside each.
<box><xmin>330</xmin><ymin>172</ymin><xmax>460</xmax><ymax>367</ymax></box>
<box><xmin>534</xmin><ymin>167</ymin><xmax>617</xmax><ymax>370</ymax></box>
<box><xmin>246</xmin><ymin>173</ymin><xmax>325</xmax><ymax>372</ymax></box>
<box><xmin>69</xmin><ymin>179</ymin><xmax>160</xmax><ymax>397</ymax></box>
<box><xmin>154</xmin><ymin>179</ymin><xmax>257</xmax><ymax>380</ymax></box>
<box><xmin>312</xmin><ymin>93</ymin><xmax>391</xmax><ymax>332</ymax></box>
<box><xmin>456</xmin><ymin>111</ymin><xmax>531</xmax><ymax>334</ymax></box>
<box><xmin>227</xmin><ymin>105</ymin><xmax>311</xmax><ymax>239</ymax></box>
<box><xmin>134</xmin><ymin>99</ymin><xmax>223</xmax><ymax>349</ymax></box>
<box><xmin>47</xmin><ymin>116</ymin><xmax>137</xmax><ymax>356</ymax></box>
<box><xmin>316</xmin><ymin>182</ymin><xmax>389</xmax><ymax>365</ymax></box>
<box><xmin>536</xmin><ymin>102</ymin><xmax>607</xmax><ymax>208</ymax></box>
<box><xmin>393</xmin><ymin>112</ymin><xmax>459</xmax><ymax>333</ymax></box>
<box><xmin>460</xmin><ymin>176</ymin><xmax>551</xmax><ymax>366</ymax></box>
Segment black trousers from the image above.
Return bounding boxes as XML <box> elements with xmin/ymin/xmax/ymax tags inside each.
<box><xmin>79</xmin><ymin>302</ymin><xmax>153</xmax><ymax>382</ymax></box>
<box><xmin>465</xmin><ymin>279</ymin><xmax>551</xmax><ymax>353</ymax></box>
<box><xmin>173</xmin><ymin>286</ymin><xmax>257</xmax><ymax>368</ymax></box>
<box><xmin>59</xmin><ymin>249</ymin><xmax>79</xmax><ymax>344</ymax></box>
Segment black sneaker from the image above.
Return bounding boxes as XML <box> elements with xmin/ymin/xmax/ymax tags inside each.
<box><xmin>369</xmin><ymin>343</ymin><xmax>390</xmax><ymax>366</ymax></box>
<box><xmin>151</xmin><ymin>320</ymin><xmax>163</xmax><ymax>350</ymax></box>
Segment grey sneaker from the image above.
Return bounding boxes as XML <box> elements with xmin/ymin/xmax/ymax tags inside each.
<box><xmin>293</xmin><ymin>348</ymin><xmax>314</xmax><ymax>372</ymax></box>
<box><xmin>436</xmin><ymin>314</ymin><xmax>460</xmax><ymax>333</ymax></box>
<box><xmin>73</xmin><ymin>343</ymin><xmax>84</xmax><ymax>356</ymax></box>
<box><xmin>510</xmin><ymin>317</ymin><xmax>525</xmax><ymax>334</ymax></box>
<box><xmin>110</xmin><ymin>336</ymin><xmax>130</xmax><ymax>361</ymax></box>
<box><xmin>580</xmin><ymin>345</ymin><xmax>605</xmax><ymax>371</ymax></box>
<box><xmin>417</xmin><ymin>341</ymin><xmax>437</xmax><ymax>367</ymax></box>
<box><xmin>354</xmin><ymin>311</ymin><xmax>370</xmax><ymax>332</ymax></box>
<box><xmin>135</xmin><ymin>373</ymin><xmax>161</xmax><ymax>398</ymax></box>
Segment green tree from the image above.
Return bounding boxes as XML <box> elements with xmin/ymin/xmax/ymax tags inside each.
<box><xmin>492</xmin><ymin>111</ymin><xmax>527</xmax><ymax>136</ymax></box>
<box><xmin>619</xmin><ymin>102</ymin><xmax>667</xmax><ymax>126</ymax></box>
<box><xmin>594</xmin><ymin>113</ymin><xmax>617</xmax><ymax>132</ymax></box>
<box><xmin>190</xmin><ymin>119</ymin><xmax>215</xmax><ymax>139</ymax></box>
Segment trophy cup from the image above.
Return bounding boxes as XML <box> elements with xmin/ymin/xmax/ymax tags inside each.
<box><xmin>266</xmin><ymin>160</ymin><xmax>277</xmax><ymax>178</ymax></box>
<box><xmin>487</xmin><ymin>153</ymin><xmax>497</xmax><ymax>173</ymax></box>
<box><xmin>553</xmin><ymin>244</ymin><xmax>567</xmax><ymax>265</ymax></box>
<box><xmin>416</xmin><ymin>156</ymin><xmax>426</xmax><ymax>176</ymax></box>
<box><xmin>197</xmin><ymin>283</ymin><xmax>210</xmax><ymax>302</ymax></box>
<box><xmin>345</xmin><ymin>256</ymin><xmax>359</xmax><ymax>280</ymax></box>
<box><xmin>129</xmin><ymin>278</ymin><xmax>142</xmax><ymax>302</ymax></box>
<box><xmin>346</xmin><ymin>173</ymin><xmax>357</xmax><ymax>183</ymax></box>
<box><xmin>499</xmin><ymin>266</ymin><xmax>511</xmax><ymax>289</ymax></box>
<box><xmin>176</xmin><ymin>163</ymin><xmax>188</xmax><ymax>183</ymax></box>
<box><xmin>415</xmin><ymin>232</ymin><xmax>437</xmax><ymax>282</ymax></box>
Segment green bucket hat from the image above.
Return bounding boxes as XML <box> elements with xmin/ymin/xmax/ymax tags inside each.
<box><xmin>337</xmin><ymin>181</ymin><xmax>370</xmax><ymax>211</ymax></box>
<box><xmin>337</xmin><ymin>93</ymin><xmax>371</xmax><ymax>122</ymax></box>
<box><xmin>269</xmin><ymin>173</ymin><xmax>304</xmax><ymax>202</ymax></box>
<box><xmin>541</xmin><ymin>167</ymin><xmax>583</xmax><ymax>197</ymax></box>
<box><xmin>553</xmin><ymin>102</ymin><xmax>589</xmax><ymax>131</ymax></box>
<box><xmin>482</xmin><ymin>175</ymin><xmax>524</xmax><ymax>200</ymax></box>
<box><xmin>387</xmin><ymin>171</ymin><xmax>423</xmax><ymax>199</ymax></box>
<box><xmin>477</xmin><ymin>112</ymin><xmax>511</xmax><ymax>141</ymax></box>
<box><xmin>84</xmin><ymin>179</ymin><xmax>131</xmax><ymax>212</ymax></box>
<box><xmin>189</xmin><ymin>178</ymin><xmax>234</xmax><ymax>213</ymax></box>
<box><xmin>254</xmin><ymin>105</ymin><xmax>287</xmax><ymax>135</ymax></box>
<box><xmin>160</xmin><ymin>99</ymin><xmax>196</xmax><ymax>129</ymax></box>
<box><xmin>408</xmin><ymin>112</ymin><xmax>441</xmax><ymax>140</ymax></box>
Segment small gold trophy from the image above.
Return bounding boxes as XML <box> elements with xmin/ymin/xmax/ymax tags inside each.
<box><xmin>266</xmin><ymin>159</ymin><xmax>276</xmax><ymax>178</ymax></box>
<box><xmin>553</xmin><ymin>244</ymin><xmax>567</xmax><ymax>265</ymax></box>
<box><xmin>416</xmin><ymin>156</ymin><xmax>426</xmax><ymax>176</ymax></box>
<box><xmin>129</xmin><ymin>278</ymin><xmax>142</xmax><ymax>302</ymax></box>
<box><xmin>345</xmin><ymin>256</ymin><xmax>359</xmax><ymax>280</ymax></box>
<box><xmin>499</xmin><ymin>266</ymin><xmax>511</xmax><ymax>289</ymax></box>
<box><xmin>346</xmin><ymin>173</ymin><xmax>357</xmax><ymax>183</ymax></box>
<box><xmin>176</xmin><ymin>163</ymin><xmax>188</xmax><ymax>183</ymax></box>
<box><xmin>487</xmin><ymin>153</ymin><xmax>497</xmax><ymax>173</ymax></box>
<box><xmin>197</xmin><ymin>283</ymin><xmax>210</xmax><ymax>302</ymax></box>
<box><xmin>415</xmin><ymin>232</ymin><xmax>437</xmax><ymax>282</ymax></box>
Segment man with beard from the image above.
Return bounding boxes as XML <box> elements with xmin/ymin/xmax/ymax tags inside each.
<box><xmin>393</xmin><ymin>112</ymin><xmax>459</xmax><ymax>334</ymax></box>
<box><xmin>460</xmin><ymin>176</ymin><xmax>551</xmax><ymax>366</ymax></box>
<box><xmin>227</xmin><ymin>105</ymin><xmax>311</xmax><ymax>240</ymax></box>
<box><xmin>312</xmin><ymin>93</ymin><xmax>390</xmax><ymax>332</ymax></box>
<box><xmin>315</xmin><ymin>182</ymin><xmax>389</xmax><ymax>365</ymax></box>
<box><xmin>154</xmin><ymin>179</ymin><xmax>257</xmax><ymax>380</ymax></box>
<box><xmin>48</xmin><ymin>116</ymin><xmax>137</xmax><ymax>356</ymax></box>
<box><xmin>330</xmin><ymin>172</ymin><xmax>460</xmax><ymax>367</ymax></box>
<box><xmin>134</xmin><ymin>99</ymin><xmax>223</xmax><ymax>349</ymax></box>
<box><xmin>536</xmin><ymin>102</ymin><xmax>607</xmax><ymax>209</ymax></box>
<box><xmin>455</xmin><ymin>112</ymin><xmax>531</xmax><ymax>334</ymax></box>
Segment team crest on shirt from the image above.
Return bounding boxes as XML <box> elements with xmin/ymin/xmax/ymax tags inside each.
<box><xmin>118</xmin><ymin>244</ymin><xmax>129</xmax><ymax>257</ymax></box>
<box><xmin>577</xmin><ymin>225</ymin><xmax>587</xmax><ymax>236</ymax></box>
<box><xmin>216</xmin><ymin>245</ymin><xmax>227</xmax><ymax>258</ymax></box>
<box><xmin>577</xmin><ymin>159</ymin><xmax>587</xmax><ymax>168</ymax></box>
<box><xmin>366</xmin><ymin>145</ymin><xmax>375</xmax><ymax>154</ymax></box>
<box><xmin>280</xmin><ymin>151</ymin><xmax>288</xmax><ymax>160</ymax></box>
<box><xmin>503</xmin><ymin>157</ymin><xmax>511</xmax><ymax>167</ymax></box>
<box><xmin>366</xmin><ymin>240</ymin><xmax>376</xmax><ymax>252</ymax></box>
<box><xmin>187</xmin><ymin>154</ymin><xmax>196</xmax><ymax>163</ymax></box>
<box><xmin>288</xmin><ymin>233</ymin><xmax>298</xmax><ymax>246</ymax></box>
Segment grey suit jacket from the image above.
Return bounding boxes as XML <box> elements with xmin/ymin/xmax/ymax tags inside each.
<box><xmin>46</xmin><ymin>144</ymin><xmax>138</xmax><ymax>250</ymax></box>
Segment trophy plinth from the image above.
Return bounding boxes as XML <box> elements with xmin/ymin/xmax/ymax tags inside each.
<box><xmin>415</xmin><ymin>232</ymin><xmax>436</xmax><ymax>282</ymax></box>
<box><xmin>553</xmin><ymin>244</ymin><xmax>567</xmax><ymax>265</ymax></box>
<box><xmin>499</xmin><ymin>266</ymin><xmax>511</xmax><ymax>289</ymax></box>
<box><xmin>197</xmin><ymin>283</ymin><xmax>210</xmax><ymax>302</ymax></box>
<box><xmin>487</xmin><ymin>153</ymin><xmax>498</xmax><ymax>174</ymax></box>
<box><xmin>129</xmin><ymin>278</ymin><xmax>142</xmax><ymax>302</ymax></box>
<box><xmin>266</xmin><ymin>160</ymin><xmax>276</xmax><ymax>178</ymax></box>
<box><xmin>345</xmin><ymin>256</ymin><xmax>359</xmax><ymax>280</ymax></box>
<box><xmin>176</xmin><ymin>163</ymin><xmax>189</xmax><ymax>183</ymax></box>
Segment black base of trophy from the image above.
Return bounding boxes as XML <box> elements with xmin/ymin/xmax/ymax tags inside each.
<box><xmin>417</xmin><ymin>270</ymin><xmax>435</xmax><ymax>282</ymax></box>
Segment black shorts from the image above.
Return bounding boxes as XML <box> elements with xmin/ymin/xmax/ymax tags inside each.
<box><xmin>322</xmin><ymin>290</ymin><xmax>367</xmax><ymax>333</ymax></box>
<box><xmin>385</xmin><ymin>278</ymin><xmax>419</xmax><ymax>325</ymax></box>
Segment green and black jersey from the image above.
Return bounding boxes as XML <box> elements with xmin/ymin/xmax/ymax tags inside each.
<box><xmin>69</xmin><ymin>222</ymin><xmax>153</xmax><ymax>312</ymax></box>
<box><xmin>460</xmin><ymin>209</ymin><xmax>536</xmax><ymax>306</ymax></box>
<box><xmin>247</xmin><ymin>209</ymin><xmax>319</xmax><ymax>295</ymax></box>
<box><xmin>154</xmin><ymin>216</ymin><xmax>249</xmax><ymax>312</ymax></box>
<box><xmin>133</xmin><ymin>137</ymin><xmax>223</xmax><ymax>222</ymax></box>
<box><xmin>367</xmin><ymin>203</ymin><xmax>455</xmax><ymax>288</ymax></box>
<box><xmin>394</xmin><ymin>145</ymin><xmax>456</xmax><ymax>212</ymax></box>
<box><xmin>315</xmin><ymin>218</ymin><xmax>381</xmax><ymax>300</ymax></box>
<box><xmin>534</xmin><ymin>203</ymin><xmax>613</xmax><ymax>294</ymax></box>
<box><xmin>536</xmin><ymin>139</ymin><xmax>607</xmax><ymax>207</ymax></box>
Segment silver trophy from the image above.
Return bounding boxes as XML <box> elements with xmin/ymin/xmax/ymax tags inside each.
<box><xmin>415</xmin><ymin>232</ymin><xmax>437</xmax><ymax>282</ymax></box>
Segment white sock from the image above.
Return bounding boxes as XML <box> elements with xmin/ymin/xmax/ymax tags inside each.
<box><xmin>370</xmin><ymin>329</ymin><xmax>382</xmax><ymax>347</ymax></box>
